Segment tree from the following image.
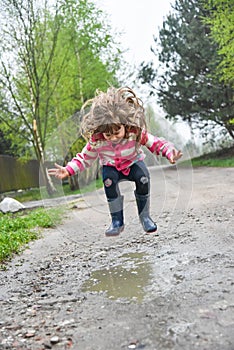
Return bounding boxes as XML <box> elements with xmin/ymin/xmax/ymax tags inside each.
<box><xmin>0</xmin><ymin>0</ymin><xmax>122</xmax><ymax>194</ymax></box>
<box><xmin>0</xmin><ymin>128</ymin><xmax>16</xmax><ymax>155</ymax></box>
<box><xmin>205</xmin><ymin>0</ymin><xmax>234</xmax><ymax>87</ymax></box>
<box><xmin>138</xmin><ymin>0</ymin><xmax>234</xmax><ymax>140</ymax></box>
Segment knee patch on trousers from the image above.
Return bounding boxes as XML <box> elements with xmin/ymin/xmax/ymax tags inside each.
<box><xmin>104</xmin><ymin>178</ymin><xmax>113</xmax><ymax>187</ymax></box>
<box><xmin>140</xmin><ymin>176</ymin><xmax>149</xmax><ymax>185</ymax></box>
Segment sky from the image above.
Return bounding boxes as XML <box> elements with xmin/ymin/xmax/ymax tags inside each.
<box><xmin>94</xmin><ymin>0</ymin><xmax>173</xmax><ymax>65</ymax></box>
<box><xmin>94</xmin><ymin>0</ymin><xmax>191</xmax><ymax>143</ymax></box>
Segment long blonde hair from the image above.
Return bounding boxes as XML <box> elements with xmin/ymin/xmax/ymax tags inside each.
<box><xmin>80</xmin><ymin>87</ymin><xmax>147</xmax><ymax>141</ymax></box>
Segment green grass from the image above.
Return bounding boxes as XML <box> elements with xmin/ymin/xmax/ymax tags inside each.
<box><xmin>12</xmin><ymin>188</ymin><xmax>43</xmax><ymax>202</ymax></box>
<box><xmin>191</xmin><ymin>157</ymin><xmax>233</xmax><ymax>167</ymax></box>
<box><xmin>0</xmin><ymin>177</ymin><xmax>103</xmax><ymax>267</ymax></box>
<box><xmin>181</xmin><ymin>145</ymin><xmax>234</xmax><ymax>168</ymax></box>
<box><xmin>0</xmin><ymin>206</ymin><xmax>65</xmax><ymax>266</ymax></box>
<box><xmin>191</xmin><ymin>146</ymin><xmax>234</xmax><ymax>167</ymax></box>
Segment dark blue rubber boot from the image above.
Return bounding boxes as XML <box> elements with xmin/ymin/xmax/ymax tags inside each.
<box><xmin>135</xmin><ymin>191</ymin><xmax>157</xmax><ymax>233</ymax></box>
<box><xmin>105</xmin><ymin>196</ymin><xmax>124</xmax><ymax>236</ymax></box>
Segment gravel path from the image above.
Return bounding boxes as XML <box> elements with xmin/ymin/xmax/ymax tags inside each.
<box><xmin>0</xmin><ymin>165</ymin><xmax>233</xmax><ymax>350</ymax></box>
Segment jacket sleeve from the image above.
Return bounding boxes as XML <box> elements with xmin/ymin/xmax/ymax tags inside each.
<box><xmin>140</xmin><ymin>130</ymin><xmax>174</xmax><ymax>160</ymax></box>
<box><xmin>65</xmin><ymin>142</ymin><xmax>98</xmax><ymax>176</ymax></box>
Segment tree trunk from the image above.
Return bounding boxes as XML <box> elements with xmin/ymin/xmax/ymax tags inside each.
<box><xmin>68</xmin><ymin>175</ymin><xmax>80</xmax><ymax>191</ymax></box>
<box><xmin>33</xmin><ymin>120</ymin><xmax>57</xmax><ymax>195</ymax></box>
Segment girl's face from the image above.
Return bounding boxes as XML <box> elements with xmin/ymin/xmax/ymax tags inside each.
<box><xmin>103</xmin><ymin>124</ymin><xmax>125</xmax><ymax>143</ymax></box>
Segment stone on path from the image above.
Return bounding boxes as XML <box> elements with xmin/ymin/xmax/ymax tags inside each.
<box><xmin>0</xmin><ymin>197</ymin><xmax>26</xmax><ymax>213</ymax></box>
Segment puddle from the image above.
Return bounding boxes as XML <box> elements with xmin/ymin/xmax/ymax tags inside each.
<box><xmin>81</xmin><ymin>252</ymin><xmax>152</xmax><ymax>302</ymax></box>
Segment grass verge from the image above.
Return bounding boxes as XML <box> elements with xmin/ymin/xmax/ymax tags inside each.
<box><xmin>0</xmin><ymin>206</ymin><xmax>65</xmax><ymax>267</ymax></box>
<box><xmin>182</xmin><ymin>145</ymin><xmax>234</xmax><ymax>167</ymax></box>
<box><xmin>191</xmin><ymin>157</ymin><xmax>233</xmax><ymax>167</ymax></box>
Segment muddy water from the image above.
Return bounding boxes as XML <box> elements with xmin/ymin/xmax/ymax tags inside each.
<box><xmin>81</xmin><ymin>252</ymin><xmax>152</xmax><ymax>302</ymax></box>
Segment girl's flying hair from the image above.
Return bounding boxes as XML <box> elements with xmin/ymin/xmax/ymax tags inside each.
<box><xmin>80</xmin><ymin>87</ymin><xmax>147</xmax><ymax>141</ymax></box>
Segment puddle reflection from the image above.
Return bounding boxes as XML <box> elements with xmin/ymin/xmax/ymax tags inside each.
<box><xmin>81</xmin><ymin>252</ymin><xmax>152</xmax><ymax>302</ymax></box>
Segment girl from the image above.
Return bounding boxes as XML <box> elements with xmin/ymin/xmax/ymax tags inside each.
<box><xmin>48</xmin><ymin>87</ymin><xmax>182</xmax><ymax>236</ymax></box>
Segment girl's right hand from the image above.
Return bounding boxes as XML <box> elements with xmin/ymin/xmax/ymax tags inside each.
<box><xmin>48</xmin><ymin>163</ymin><xmax>70</xmax><ymax>179</ymax></box>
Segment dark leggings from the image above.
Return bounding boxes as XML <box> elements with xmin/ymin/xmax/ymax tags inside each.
<box><xmin>102</xmin><ymin>161</ymin><xmax>150</xmax><ymax>200</ymax></box>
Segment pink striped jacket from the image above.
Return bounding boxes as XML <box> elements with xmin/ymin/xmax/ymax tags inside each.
<box><xmin>66</xmin><ymin>129</ymin><xmax>174</xmax><ymax>176</ymax></box>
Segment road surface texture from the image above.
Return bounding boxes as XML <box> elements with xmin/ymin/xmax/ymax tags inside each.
<box><xmin>0</xmin><ymin>165</ymin><xmax>233</xmax><ymax>350</ymax></box>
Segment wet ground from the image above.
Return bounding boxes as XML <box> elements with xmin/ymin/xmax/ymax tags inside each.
<box><xmin>0</xmin><ymin>165</ymin><xmax>234</xmax><ymax>350</ymax></box>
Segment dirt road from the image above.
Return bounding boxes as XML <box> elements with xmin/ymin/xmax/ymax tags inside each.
<box><xmin>0</xmin><ymin>165</ymin><xmax>233</xmax><ymax>350</ymax></box>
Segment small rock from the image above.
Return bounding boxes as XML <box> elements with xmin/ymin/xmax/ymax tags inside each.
<box><xmin>50</xmin><ymin>335</ymin><xmax>60</xmax><ymax>344</ymax></box>
<box><xmin>25</xmin><ymin>329</ymin><xmax>36</xmax><ymax>338</ymax></box>
<box><xmin>43</xmin><ymin>341</ymin><xmax>52</xmax><ymax>349</ymax></box>
<box><xmin>0</xmin><ymin>197</ymin><xmax>25</xmax><ymax>213</ymax></box>
<box><xmin>58</xmin><ymin>319</ymin><xmax>75</xmax><ymax>327</ymax></box>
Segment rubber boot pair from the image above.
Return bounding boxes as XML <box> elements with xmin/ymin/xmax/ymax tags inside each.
<box><xmin>105</xmin><ymin>193</ymin><xmax>157</xmax><ymax>236</ymax></box>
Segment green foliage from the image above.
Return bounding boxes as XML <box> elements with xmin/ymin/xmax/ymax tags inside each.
<box><xmin>0</xmin><ymin>207</ymin><xmax>65</xmax><ymax>264</ymax></box>
<box><xmin>47</xmin><ymin>0</ymin><xmax>120</xmax><ymax>120</ymax></box>
<box><xmin>0</xmin><ymin>100</ymin><xmax>23</xmax><ymax>156</ymax></box>
<box><xmin>0</xmin><ymin>0</ymin><xmax>122</xmax><ymax>160</ymax></box>
<box><xmin>139</xmin><ymin>0</ymin><xmax>234</xmax><ymax>140</ymax></box>
<box><xmin>204</xmin><ymin>0</ymin><xmax>234</xmax><ymax>86</ymax></box>
<box><xmin>0</xmin><ymin>128</ymin><xmax>15</xmax><ymax>156</ymax></box>
<box><xmin>0</xmin><ymin>0</ymin><xmax>123</xmax><ymax>194</ymax></box>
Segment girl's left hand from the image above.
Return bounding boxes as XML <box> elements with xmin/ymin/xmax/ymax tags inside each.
<box><xmin>169</xmin><ymin>149</ymin><xmax>183</xmax><ymax>164</ymax></box>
